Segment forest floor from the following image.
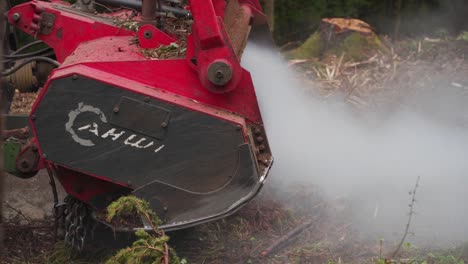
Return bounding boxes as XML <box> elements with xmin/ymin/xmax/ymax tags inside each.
<box><xmin>3</xmin><ymin>36</ymin><xmax>468</xmax><ymax>264</ymax></box>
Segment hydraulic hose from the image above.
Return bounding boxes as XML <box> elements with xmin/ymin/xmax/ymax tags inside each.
<box><xmin>2</xmin><ymin>57</ymin><xmax>59</xmax><ymax>76</ymax></box>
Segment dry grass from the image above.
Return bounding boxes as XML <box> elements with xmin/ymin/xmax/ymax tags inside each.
<box><xmin>290</xmin><ymin>37</ymin><xmax>468</xmax><ymax>114</ymax></box>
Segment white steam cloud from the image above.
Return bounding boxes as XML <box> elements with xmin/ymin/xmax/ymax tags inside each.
<box><xmin>242</xmin><ymin>44</ymin><xmax>468</xmax><ymax>245</ymax></box>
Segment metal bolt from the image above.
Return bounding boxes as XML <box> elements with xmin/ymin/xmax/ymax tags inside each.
<box><xmin>254</xmin><ymin>128</ymin><xmax>262</xmax><ymax>135</ymax></box>
<box><xmin>127</xmin><ymin>181</ymin><xmax>132</xmax><ymax>186</ymax></box>
<box><xmin>143</xmin><ymin>30</ymin><xmax>152</xmax><ymax>39</ymax></box>
<box><xmin>215</xmin><ymin>70</ymin><xmax>224</xmax><ymax>80</ymax></box>
<box><xmin>12</xmin><ymin>13</ymin><xmax>21</xmax><ymax>22</ymax></box>
<box><xmin>72</xmin><ymin>74</ymin><xmax>78</xmax><ymax>80</ymax></box>
<box><xmin>113</xmin><ymin>107</ymin><xmax>119</xmax><ymax>113</ymax></box>
<box><xmin>31</xmin><ymin>115</ymin><xmax>36</xmax><ymax>121</ymax></box>
<box><xmin>256</xmin><ymin>136</ymin><xmax>264</xmax><ymax>143</ymax></box>
<box><xmin>163</xmin><ymin>206</ymin><xmax>168</xmax><ymax>211</ymax></box>
<box><xmin>207</xmin><ymin>61</ymin><xmax>232</xmax><ymax>86</ymax></box>
<box><xmin>43</xmin><ymin>153</ymin><xmax>48</xmax><ymax>158</ymax></box>
<box><xmin>144</xmin><ymin>97</ymin><xmax>150</xmax><ymax>102</ymax></box>
<box><xmin>258</xmin><ymin>144</ymin><xmax>266</xmax><ymax>151</ymax></box>
<box><xmin>161</xmin><ymin>122</ymin><xmax>168</xmax><ymax>128</ymax></box>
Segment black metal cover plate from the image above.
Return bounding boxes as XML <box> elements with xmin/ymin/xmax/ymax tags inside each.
<box><xmin>33</xmin><ymin>75</ymin><xmax>262</xmax><ymax>228</ymax></box>
<box><xmin>110</xmin><ymin>96</ymin><xmax>170</xmax><ymax>140</ymax></box>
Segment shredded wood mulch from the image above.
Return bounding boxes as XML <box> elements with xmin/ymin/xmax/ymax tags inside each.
<box><xmin>141</xmin><ymin>18</ymin><xmax>192</xmax><ymax>59</ymax></box>
<box><xmin>290</xmin><ymin>37</ymin><xmax>468</xmax><ymax>115</ymax></box>
<box><xmin>9</xmin><ymin>90</ymin><xmax>38</xmax><ymax>114</ymax></box>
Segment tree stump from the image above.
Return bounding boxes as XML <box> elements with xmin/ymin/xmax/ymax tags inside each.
<box><xmin>320</xmin><ymin>18</ymin><xmax>373</xmax><ymax>43</ymax></box>
<box><xmin>289</xmin><ymin>18</ymin><xmax>388</xmax><ymax>61</ymax></box>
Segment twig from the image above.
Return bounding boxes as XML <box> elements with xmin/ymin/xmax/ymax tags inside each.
<box><xmin>2</xmin><ymin>127</ymin><xmax>30</xmax><ymax>140</ymax></box>
<box><xmin>288</xmin><ymin>59</ymin><xmax>309</xmax><ymax>67</ymax></box>
<box><xmin>3</xmin><ymin>202</ymin><xmax>31</xmax><ymax>224</ymax></box>
<box><xmin>391</xmin><ymin>176</ymin><xmax>420</xmax><ymax>258</ymax></box>
<box><xmin>260</xmin><ymin>217</ymin><xmax>317</xmax><ymax>257</ymax></box>
<box><xmin>344</xmin><ymin>54</ymin><xmax>378</xmax><ymax>68</ymax></box>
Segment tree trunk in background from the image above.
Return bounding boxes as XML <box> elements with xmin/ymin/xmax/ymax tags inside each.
<box><xmin>260</xmin><ymin>0</ymin><xmax>274</xmax><ymax>31</ymax></box>
<box><xmin>393</xmin><ymin>0</ymin><xmax>402</xmax><ymax>39</ymax></box>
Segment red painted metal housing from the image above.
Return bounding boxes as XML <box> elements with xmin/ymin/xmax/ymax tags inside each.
<box><xmin>8</xmin><ymin>0</ymin><xmax>271</xmax><ymax>228</ymax></box>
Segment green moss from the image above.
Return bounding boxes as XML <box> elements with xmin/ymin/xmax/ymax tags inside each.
<box><xmin>287</xmin><ymin>32</ymin><xmax>323</xmax><ymax>59</ymax></box>
<box><xmin>329</xmin><ymin>32</ymin><xmax>389</xmax><ymax>61</ymax></box>
<box><xmin>457</xmin><ymin>31</ymin><xmax>468</xmax><ymax>42</ymax></box>
<box><xmin>287</xmin><ymin>31</ymin><xmax>389</xmax><ymax>61</ymax></box>
<box><xmin>335</xmin><ymin>32</ymin><xmax>363</xmax><ymax>60</ymax></box>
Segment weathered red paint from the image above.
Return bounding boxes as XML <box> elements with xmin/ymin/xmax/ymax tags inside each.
<box><xmin>10</xmin><ymin>0</ymin><xmax>267</xmax><ymax>208</ymax></box>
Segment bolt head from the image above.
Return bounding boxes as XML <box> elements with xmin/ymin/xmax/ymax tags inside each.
<box><xmin>12</xmin><ymin>13</ymin><xmax>21</xmax><ymax>22</ymax></box>
<box><xmin>207</xmin><ymin>61</ymin><xmax>233</xmax><ymax>86</ymax></box>
<box><xmin>113</xmin><ymin>107</ymin><xmax>119</xmax><ymax>113</ymax></box>
<box><xmin>143</xmin><ymin>30</ymin><xmax>152</xmax><ymax>39</ymax></box>
<box><xmin>161</xmin><ymin>122</ymin><xmax>168</xmax><ymax>128</ymax></box>
<box><xmin>215</xmin><ymin>70</ymin><xmax>224</xmax><ymax>79</ymax></box>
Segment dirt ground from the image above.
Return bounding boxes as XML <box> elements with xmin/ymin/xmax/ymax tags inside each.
<box><xmin>4</xmin><ymin>171</ymin><xmax>64</xmax><ymax>221</ymax></box>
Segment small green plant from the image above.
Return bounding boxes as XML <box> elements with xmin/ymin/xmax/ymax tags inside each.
<box><xmin>105</xmin><ymin>196</ymin><xmax>184</xmax><ymax>264</ymax></box>
<box><xmin>428</xmin><ymin>252</ymin><xmax>465</xmax><ymax>264</ymax></box>
<box><xmin>457</xmin><ymin>32</ymin><xmax>468</xmax><ymax>42</ymax></box>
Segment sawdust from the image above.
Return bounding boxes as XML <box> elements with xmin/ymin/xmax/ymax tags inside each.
<box><xmin>9</xmin><ymin>90</ymin><xmax>38</xmax><ymax>114</ymax></box>
<box><xmin>141</xmin><ymin>42</ymin><xmax>187</xmax><ymax>59</ymax></box>
<box><xmin>111</xmin><ymin>10</ymin><xmax>193</xmax><ymax>59</ymax></box>
<box><xmin>141</xmin><ymin>18</ymin><xmax>192</xmax><ymax>59</ymax></box>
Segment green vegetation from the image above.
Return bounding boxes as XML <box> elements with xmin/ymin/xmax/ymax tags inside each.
<box><xmin>105</xmin><ymin>196</ymin><xmax>183</xmax><ymax>264</ymax></box>
<box><xmin>288</xmin><ymin>31</ymin><xmax>389</xmax><ymax>62</ymax></box>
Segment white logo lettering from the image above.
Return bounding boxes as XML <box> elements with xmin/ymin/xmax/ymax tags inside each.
<box><xmin>65</xmin><ymin>102</ymin><xmax>165</xmax><ymax>153</ymax></box>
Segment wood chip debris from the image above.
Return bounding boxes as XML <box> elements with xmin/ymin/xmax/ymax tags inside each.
<box><xmin>10</xmin><ymin>90</ymin><xmax>38</xmax><ymax>114</ymax></box>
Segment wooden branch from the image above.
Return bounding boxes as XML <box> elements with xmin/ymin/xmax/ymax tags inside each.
<box><xmin>2</xmin><ymin>127</ymin><xmax>30</xmax><ymax>140</ymax></box>
<box><xmin>3</xmin><ymin>202</ymin><xmax>32</xmax><ymax>224</ymax></box>
<box><xmin>260</xmin><ymin>218</ymin><xmax>316</xmax><ymax>257</ymax></box>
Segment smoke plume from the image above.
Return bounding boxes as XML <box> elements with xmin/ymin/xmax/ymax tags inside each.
<box><xmin>242</xmin><ymin>44</ymin><xmax>468</xmax><ymax>245</ymax></box>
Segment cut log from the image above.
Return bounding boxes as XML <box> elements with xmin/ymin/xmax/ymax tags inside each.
<box><xmin>321</xmin><ymin>18</ymin><xmax>373</xmax><ymax>37</ymax></box>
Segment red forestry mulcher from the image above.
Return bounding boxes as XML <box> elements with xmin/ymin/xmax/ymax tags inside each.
<box><xmin>1</xmin><ymin>0</ymin><xmax>273</xmax><ymax>250</ymax></box>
